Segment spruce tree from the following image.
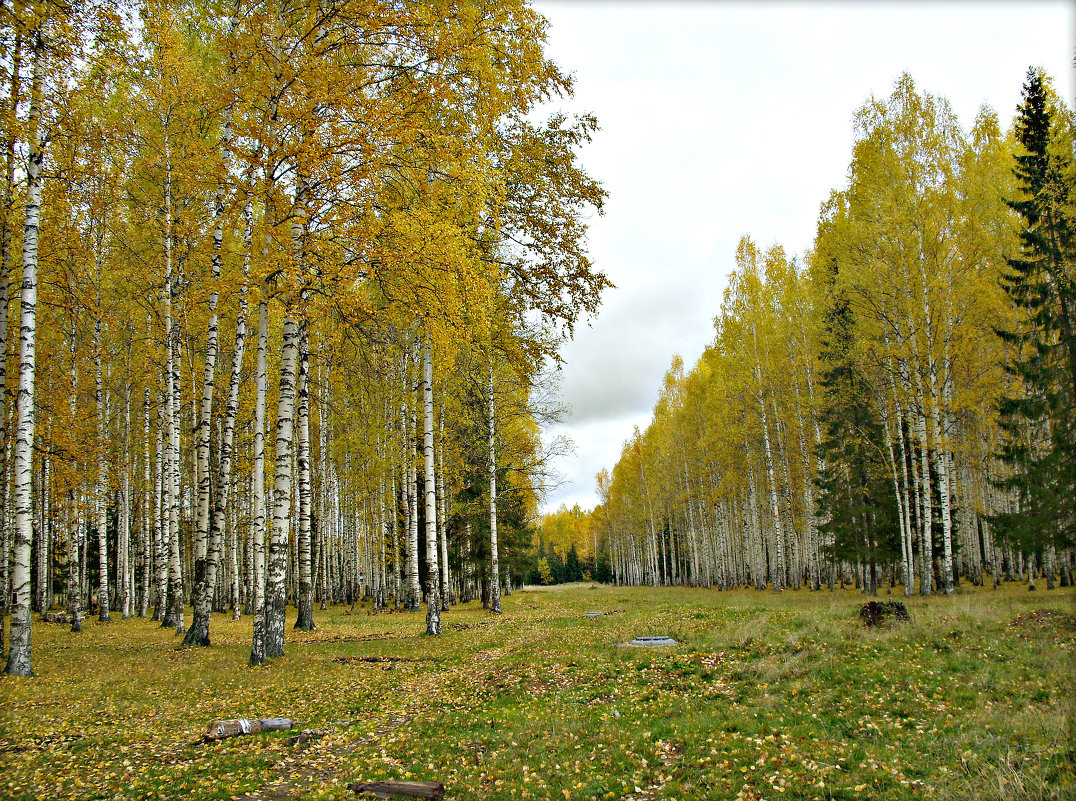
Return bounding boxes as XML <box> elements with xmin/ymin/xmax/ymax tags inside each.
<box><xmin>814</xmin><ymin>274</ymin><xmax>900</xmax><ymax>594</ymax></box>
<box><xmin>994</xmin><ymin>68</ymin><xmax>1076</xmax><ymax>557</ymax></box>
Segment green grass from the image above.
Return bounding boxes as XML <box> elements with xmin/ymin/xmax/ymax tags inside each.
<box><xmin>1</xmin><ymin>582</ymin><xmax>1073</xmax><ymax>800</ymax></box>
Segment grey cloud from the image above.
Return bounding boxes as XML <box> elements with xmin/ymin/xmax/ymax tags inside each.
<box><xmin>558</xmin><ymin>275</ymin><xmax>714</xmax><ymax>425</ymax></box>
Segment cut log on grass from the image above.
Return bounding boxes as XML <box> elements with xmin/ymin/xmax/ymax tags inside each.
<box><xmin>347</xmin><ymin>780</ymin><xmax>445</xmax><ymax>799</ymax></box>
<box><xmin>203</xmin><ymin>718</ymin><xmax>292</xmax><ymax>741</ymax></box>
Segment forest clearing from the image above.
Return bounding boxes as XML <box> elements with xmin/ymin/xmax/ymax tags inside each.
<box><xmin>1</xmin><ymin>583</ymin><xmax>1073</xmax><ymax>801</ymax></box>
<box><xmin>1</xmin><ymin>3</ymin><xmax>1075</xmax><ymax>800</ymax></box>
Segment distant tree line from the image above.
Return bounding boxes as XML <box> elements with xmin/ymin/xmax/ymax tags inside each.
<box><xmin>528</xmin><ymin>503</ymin><xmax>611</xmax><ymax>585</ymax></box>
<box><xmin>595</xmin><ymin>70</ymin><xmax>1074</xmax><ymax>595</ymax></box>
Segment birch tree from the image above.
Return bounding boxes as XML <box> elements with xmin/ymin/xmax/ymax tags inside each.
<box><xmin>5</xmin><ymin>15</ymin><xmax>45</xmax><ymax>677</ymax></box>
<box><xmin>422</xmin><ymin>336</ymin><xmax>441</xmax><ymax>633</ymax></box>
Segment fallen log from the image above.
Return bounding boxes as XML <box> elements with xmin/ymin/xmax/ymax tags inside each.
<box><xmin>347</xmin><ymin>780</ymin><xmax>445</xmax><ymax>799</ymax></box>
<box><xmin>203</xmin><ymin>718</ymin><xmax>293</xmax><ymax>742</ymax></box>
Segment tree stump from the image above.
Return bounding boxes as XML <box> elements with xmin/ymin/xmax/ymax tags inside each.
<box><xmin>859</xmin><ymin>601</ymin><xmax>910</xmax><ymax>627</ymax></box>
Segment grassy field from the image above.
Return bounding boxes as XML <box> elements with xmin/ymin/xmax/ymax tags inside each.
<box><xmin>1</xmin><ymin>582</ymin><xmax>1073</xmax><ymax>800</ymax></box>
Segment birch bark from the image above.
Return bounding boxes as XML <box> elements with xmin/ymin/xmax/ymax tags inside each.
<box><xmin>0</xmin><ymin>20</ymin><xmax>18</xmax><ymax>658</ymax></box>
<box><xmin>65</xmin><ymin>322</ymin><xmax>82</xmax><ymax>632</ymax></box>
<box><xmin>153</xmin><ymin>404</ymin><xmax>166</xmax><ymax>621</ymax></box>
<box><xmin>162</xmin><ymin>127</ymin><xmax>184</xmax><ymax>634</ymax></box>
<box><xmin>265</xmin><ymin>316</ymin><xmax>299</xmax><ymax>658</ymax></box>
<box><xmin>249</xmin><ymin>299</ymin><xmax>269</xmax><ymax>665</ymax></box>
<box><xmin>437</xmin><ymin>402</ymin><xmax>451</xmax><ymax>608</ymax></box>
<box><xmin>752</xmin><ymin>322</ymin><xmax>784</xmax><ymax>591</ymax></box>
<box><xmin>294</xmin><ymin>326</ymin><xmax>315</xmax><ymax>630</ymax></box>
<box><xmin>93</xmin><ymin>277</ymin><xmax>110</xmax><ymax>622</ymax></box>
<box><xmin>140</xmin><ymin>387</ymin><xmax>151</xmax><ymax>617</ymax></box>
<box><xmin>422</xmin><ymin>337</ymin><xmax>441</xmax><ymax>634</ymax></box>
<box><xmin>5</xmin><ymin>26</ymin><xmax>45</xmax><ymax>676</ymax></box>
<box><xmin>119</xmin><ymin>386</ymin><xmax>131</xmax><ymax>617</ymax></box>
<box><xmin>35</xmin><ymin>437</ymin><xmax>48</xmax><ymax>613</ymax></box>
<box><xmin>187</xmin><ymin>223</ymin><xmax>220</xmax><ymax>642</ymax></box>
<box><xmin>488</xmin><ymin>364</ymin><xmax>501</xmax><ymax>613</ymax></box>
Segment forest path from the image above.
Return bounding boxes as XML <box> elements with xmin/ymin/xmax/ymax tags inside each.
<box><xmin>236</xmin><ymin>634</ymin><xmax>511</xmax><ymax>800</ymax></box>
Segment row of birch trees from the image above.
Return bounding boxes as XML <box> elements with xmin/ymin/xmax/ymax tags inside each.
<box><xmin>0</xmin><ymin>0</ymin><xmax>608</xmax><ymax>676</ymax></box>
<box><xmin>597</xmin><ymin>71</ymin><xmax>1074</xmax><ymax>595</ymax></box>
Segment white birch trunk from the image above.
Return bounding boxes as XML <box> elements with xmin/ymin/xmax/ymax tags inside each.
<box><xmin>789</xmin><ymin>375</ymin><xmax>816</xmax><ymax>591</ymax></box>
<box><xmin>316</xmin><ymin>360</ymin><xmax>330</xmax><ymax>609</ymax></box>
<box><xmin>403</xmin><ymin>347</ymin><xmax>420</xmax><ymax>611</ymax></box>
<box><xmin>932</xmin><ymin>374</ymin><xmax>955</xmax><ymax>595</ymax></box>
<box><xmin>488</xmin><ymin>363</ymin><xmax>501</xmax><ymax>613</ymax></box>
<box><xmin>637</xmin><ymin>455</ymin><xmax>660</xmax><ymax>587</ymax></box>
<box><xmin>928</xmin><ymin>364</ymin><xmax>954</xmax><ymax>595</ymax></box>
<box><xmin>228</xmin><ymin>495</ymin><xmax>240</xmax><ymax>619</ymax></box>
<box><xmin>119</xmin><ymin>386</ymin><xmax>131</xmax><ymax>617</ymax></box>
<box><xmin>186</xmin><ymin>248</ymin><xmax>248</xmax><ymax>645</ymax></box>
<box><xmin>912</xmin><ymin>417</ymin><xmax>933</xmax><ymax>595</ymax></box>
<box><xmin>5</xmin><ymin>27</ymin><xmax>44</xmax><ymax>676</ymax></box>
<box><xmin>167</xmin><ymin>306</ymin><xmax>184</xmax><ymax>634</ymax></box>
<box><xmin>894</xmin><ymin>400</ymin><xmax>915</xmax><ymax>596</ymax></box>
<box><xmin>249</xmin><ymin>294</ymin><xmax>270</xmax><ymax>662</ymax></box>
<box><xmin>153</xmin><ymin>403</ymin><xmax>166</xmax><ymax>621</ymax></box>
<box><xmin>745</xmin><ymin>451</ymin><xmax>764</xmax><ymax>590</ymax></box>
<box><xmin>210</xmin><ymin>282</ymin><xmax>248</xmax><ymax>629</ymax></box>
<box><xmin>294</xmin><ymin>326</ymin><xmax>314</xmax><ymax>630</ymax></box>
<box><xmin>266</xmin><ymin>317</ymin><xmax>299</xmax><ymax>658</ymax></box>
<box><xmin>752</xmin><ymin>324</ymin><xmax>784</xmax><ymax>591</ymax></box>
<box><xmin>140</xmin><ymin>387</ymin><xmax>151</xmax><ymax>617</ymax></box>
<box><xmin>389</xmin><ymin>470</ymin><xmax>400</xmax><ymax>607</ymax></box>
<box><xmin>892</xmin><ymin>375</ymin><xmax>916</xmax><ymax>596</ymax></box>
<box><xmin>796</xmin><ymin>309</ymin><xmax>824</xmax><ymax>590</ymax></box>
<box><xmin>63</xmin><ymin>322</ymin><xmax>83</xmax><ymax>632</ymax></box>
<box><xmin>188</xmin><ymin>238</ymin><xmax>220</xmax><ymax>641</ymax></box>
<box><xmin>377</xmin><ymin>466</ymin><xmax>388</xmax><ymax>609</ymax></box>
<box><xmin>407</xmin><ymin>412</ymin><xmax>420</xmax><ymax>609</ymax></box>
<box><xmin>35</xmin><ymin>439</ymin><xmax>48</xmax><ymax>613</ymax></box>
<box><xmin>93</xmin><ymin>302</ymin><xmax>110</xmax><ymax>622</ymax></box>
<box><xmin>422</xmin><ymin>337</ymin><xmax>441</xmax><ymax>634</ymax></box>
<box><xmin>913</xmin><ymin>231</ymin><xmax>949</xmax><ymax>595</ymax></box>
<box><xmin>880</xmin><ymin>344</ymin><xmax>913</xmax><ymax>596</ymax></box>
<box><xmin>770</xmin><ymin>395</ymin><xmax>798</xmax><ymax>588</ymax></box>
<box><xmin>158</xmin><ymin>115</ymin><xmax>184</xmax><ymax>633</ymax></box>
<box><xmin>0</xmin><ymin>21</ymin><xmax>20</xmax><ymax>657</ymax></box>
<box><xmin>437</xmin><ymin>402</ymin><xmax>451</xmax><ymax>608</ymax></box>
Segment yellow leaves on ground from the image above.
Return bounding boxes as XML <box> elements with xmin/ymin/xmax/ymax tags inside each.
<box><xmin>2</xmin><ymin>583</ymin><xmax>1073</xmax><ymax>799</ymax></box>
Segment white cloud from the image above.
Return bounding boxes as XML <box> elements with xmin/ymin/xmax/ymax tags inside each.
<box><xmin>534</xmin><ymin>0</ymin><xmax>1076</xmax><ymax>514</ymax></box>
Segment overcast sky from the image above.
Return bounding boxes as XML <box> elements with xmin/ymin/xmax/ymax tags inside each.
<box><xmin>532</xmin><ymin>0</ymin><xmax>1075</xmax><ymax>515</ymax></box>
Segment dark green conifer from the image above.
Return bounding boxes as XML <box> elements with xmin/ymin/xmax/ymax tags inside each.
<box><xmin>993</xmin><ymin>68</ymin><xmax>1076</xmax><ymax>558</ymax></box>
